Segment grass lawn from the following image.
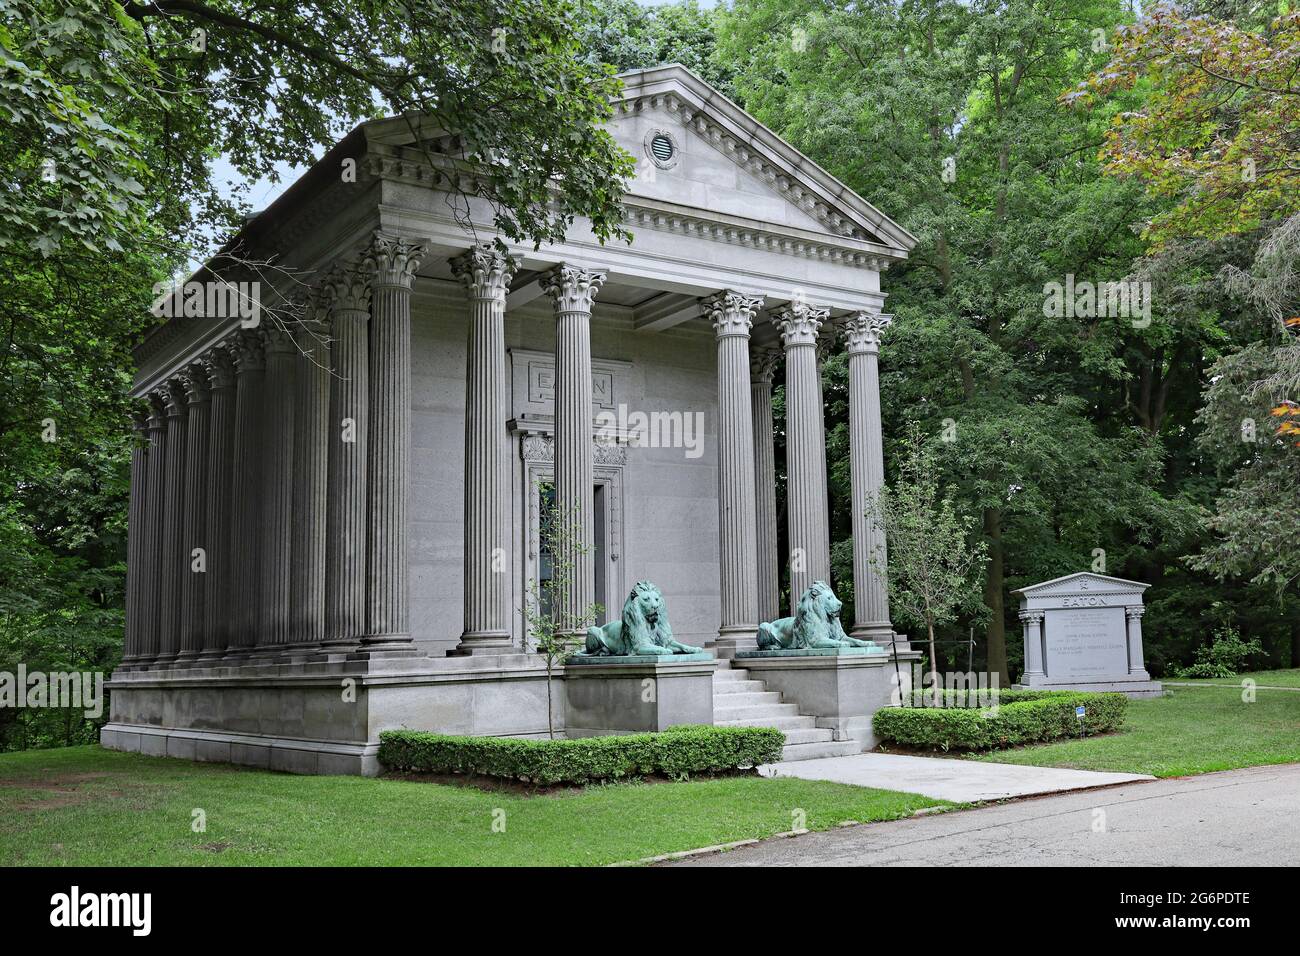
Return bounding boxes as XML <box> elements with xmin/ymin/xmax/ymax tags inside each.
<box><xmin>974</xmin><ymin>682</ymin><xmax>1300</xmax><ymax>777</ymax></box>
<box><xmin>0</xmin><ymin>745</ymin><xmax>948</xmax><ymax>866</ymax></box>
<box><xmin>1168</xmin><ymin>667</ymin><xmax>1300</xmax><ymax>689</ymax></box>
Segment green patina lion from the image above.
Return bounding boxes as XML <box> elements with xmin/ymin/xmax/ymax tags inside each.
<box><xmin>757</xmin><ymin>580</ymin><xmax>876</xmax><ymax>650</ymax></box>
<box><xmin>581</xmin><ymin>581</ymin><xmax>704</xmax><ymax>657</ymax></box>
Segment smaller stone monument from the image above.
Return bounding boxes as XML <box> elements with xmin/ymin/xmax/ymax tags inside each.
<box><xmin>1012</xmin><ymin>572</ymin><xmax>1163</xmax><ymax>699</ymax></box>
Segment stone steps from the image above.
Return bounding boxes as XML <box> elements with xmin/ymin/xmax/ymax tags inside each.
<box><xmin>711</xmin><ymin>661</ymin><xmax>862</xmax><ymax>762</ymax></box>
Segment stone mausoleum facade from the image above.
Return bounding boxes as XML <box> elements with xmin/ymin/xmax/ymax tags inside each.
<box><xmin>102</xmin><ymin>66</ymin><xmax>918</xmax><ymax>773</ymax></box>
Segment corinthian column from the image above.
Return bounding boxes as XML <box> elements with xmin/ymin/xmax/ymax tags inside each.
<box><xmin>122</xmin><ymin>409</ymin><xmax>149</xmax><ymax>669</ymax></box>
<box><xmin>540</xmin><ymin>264</ymin><xmax>606</xmax><ymax>634</ymax></box>
<box><xmin>772</xmin><ymin>303</ymin><xmax>831</xmax><ymax>612</ymax></box>
<box><xmin>362</xmin><ymin>233</ymin><xmax>426</xmax><ymax>650</ymax></box>
<box><xmin>322</xmin><ymin>265</ymin><xmax>370</xmax><ymax>653</ymax></box>
<box><xmin>156</xmin><ymin>378</ymin><xmax>188</xmax><ymax>666</ymax></box>
<box><xmin>140</xmin><ymin>393</ymin><xmax>168</xmax><ymax>666</ymax></box>
<box><xmin>177</xmin><ymin>363</ymin><xmax>210</xmax><ymax>664</ymax></box>
<box><xmin>226</xmin><ymin>330</ymin><xmax>265</xmax><ymax>659</ymax></box>
<box><xmin>705</xmin><ymin>291</ymin><xmax>763</xmax><ymax>652</ymax></box>
<box><xmin>257</xmin><ymin>325</ymin><xmax>297</xmax><ymax>653</ymax></box>
<box><xmin>290</xmin><ymin>305</ymin><xmax>331</xmax><ymax>650</ymax></box>
<box><xmin>451</xmin><ymin>244</ymin><xmax>516</xmax><ymax>655</ymax></box>
<box><xmin>200</xmin><ymin>347</ymin><xmax>235</xmax><ymax>662</ymax></box>
<box><xmin>843</xmin><ymin>311</ymin><xmax>894</xmax><ymax>642</ymax></box>
<box><xmin>750</xmin><ymin>348</ymin><xmax>781</xmax><ymax>624</ymax></box>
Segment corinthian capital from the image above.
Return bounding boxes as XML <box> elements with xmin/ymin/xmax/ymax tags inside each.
<box><xmin>702</xmin><ymin>290</ymin><xmax>764</xmax><ymax>338</ymax></box>
<box><xmin>771</xmin><ymin>303</ymin><xmax>829</xmax><ymax>349</ymax></box>
<box><xmin>364</xmin><ymin>232</ymin><xmax>427</xmax><ymax>289</ymax></box>
<box><xmin>450</xmin><ymin>243</ymin><xmax>516</xmax><ymax>302</ymax></box>
<box><xmin>230</xmin><ymin>329</ymin><xmax>266</xmax><ymax>374</ymax></box>
<box><xmin>750</xmin><ymin>346</ymin><xmax>781</xmax><ymax>384</ymax></box>
<box><xmin>202</xmin><ymin>346</ymin><xmax>236</xmax><ymax>391</ymax></box>
<box><xmin>180</xmin><ymin>362</ymin><xmax>210</xmax><ymax>405</ymax></box>
<box><xmin>841</xmin><ymin>311</ymin><xmax>893</xmax><ymax>354</ymax></box>
<box><xmin>540</xmin><ymin>264</ymin><xmax>606</xmax><ymax>313</ymax></box>
<box><xmin>320</xmin><ymin>261</ymin><xmax>372</xmax><ymax>314</ymax></box>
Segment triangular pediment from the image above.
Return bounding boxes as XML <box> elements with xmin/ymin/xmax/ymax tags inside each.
<box><xmin>1012</xmin><ymin>572</ymin><xmax>1149</xmax><ymax>598</ymax></box>
<box><xmin>611</xmin><ymin>65</ymin><xmax>916</xmax><ymax>253</ymax></box>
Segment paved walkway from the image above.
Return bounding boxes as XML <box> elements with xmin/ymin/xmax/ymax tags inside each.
<box><xmin>668</xmin><ymin>763</ymin><xmax>1300</xmax><ymax>866</ymax></box>
<box><xmin>760</xmin><ymin>752</ymin><xmax>1152</xmax><ymax>802</ymax></box>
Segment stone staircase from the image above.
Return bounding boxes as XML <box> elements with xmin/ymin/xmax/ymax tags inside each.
<box><xmin>712</xmin><ymin>661</ymin><xmax>861</xmax><ymax>762</ymax></box>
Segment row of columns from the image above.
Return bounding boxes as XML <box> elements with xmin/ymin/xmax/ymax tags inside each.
<box><xmin>721</xmin><ymin>302</ymin><xmax>895</xmax><ymax>648</ymax></box>
<box><xmin>121</xmin><ymin>232</ymin><xmax>426</xmax><ymax>668</ymax></box>
<box><xmin>123</xmin><ymin>231</ymin><xmax>894</xmax><ymax>664</ymax></box>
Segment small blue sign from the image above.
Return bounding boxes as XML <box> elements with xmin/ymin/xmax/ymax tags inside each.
<box><xmin>1075</xmin><ymin>705</ymin><xmax>1086</xmax><ymax>718</ymax></box>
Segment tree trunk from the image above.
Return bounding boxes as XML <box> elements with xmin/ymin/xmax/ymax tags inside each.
<box><xmin>546</xmin><ymin>663</ymin><xmax>555</xmax><ymax>739</ymax></box>
<box><xmin>983</xmin><ymin>506</ymin><xmax>1009</xmax><ymax>685</ymax></box>
<box><xmin>927</xmin><ymin>618</ymin><xmax>940</xmax><ymax>703</ymax></box>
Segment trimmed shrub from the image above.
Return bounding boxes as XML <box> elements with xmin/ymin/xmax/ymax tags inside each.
<box><xmin>377</xmin><ymin>724</ymin><xmax>786</xmax><ymax>785</ymax></box>
<box><xmin>873</xmin><ymin>691</ymin><xmax>1127</xmax><ymax>752</ymax></box>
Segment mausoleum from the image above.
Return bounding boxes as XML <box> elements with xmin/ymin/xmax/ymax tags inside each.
<box><xmin>102</xmin><ymin>65</ymin><xmax>918</xmax><ymax>774</ymax></box>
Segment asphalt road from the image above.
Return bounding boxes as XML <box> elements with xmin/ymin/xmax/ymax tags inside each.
<box><xmin>663</xmin><ymin>763</ymin><xmax>1300</xmax><ymax>866</ymax></box>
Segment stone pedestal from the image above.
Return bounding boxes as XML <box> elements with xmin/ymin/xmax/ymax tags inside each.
<box><xmin>736</xmin><ymin>649</ymin><xmax>894</xmax><ymax>750</ymax></box>
<box><xmin>564</xmin><ymin>654</ymin><xmax>718</xmax><ymax>736</ymax></box>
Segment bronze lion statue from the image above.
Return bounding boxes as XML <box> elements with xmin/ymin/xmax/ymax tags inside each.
<box><xmin>580</xmin><ymin>581</ymin><xmax>704</xmax><ymax>656</ymax></box>
<box><xmin>757</xmin><ymin>581</ymin><xmax>875</xmax><ymax>650</ymax></box>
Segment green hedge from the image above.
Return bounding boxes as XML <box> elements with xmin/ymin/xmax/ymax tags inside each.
<box><xmin>873</xmin><ymin>691</ymin><xmax>1127</xmax><ymax>752</ymax></box>
<box><xmin>377</xmin><ymin>724</ymin><xmax>786</xmax><ymax>785</ymax></box>
<box><xmin>901</xmin><ymin>688</ymin><xmax>1064</xmax><ymax>707</ymax></box>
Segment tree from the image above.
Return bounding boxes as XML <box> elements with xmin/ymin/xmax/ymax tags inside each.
<box><xmin>523</xmin><ymin>488</ymin><xmax>602</xmax><ymax>738</ymax></box>
<box><xmin>870</xmin><ymin>424</ymin><xmax>987</xmax><ymax>692</ymax></box>
<box><xmin>724</xmin><ymin>0</ymin><xmax>1197</xmax><ymax>683</ymax></box>
<box><xmin>1071</xmin><ymin>6</ymin><xmax>1300</xmax><ymax>247</ymax></box>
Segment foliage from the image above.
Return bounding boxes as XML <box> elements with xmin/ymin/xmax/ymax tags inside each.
<box><xmin>869</xmin><ymin>422</ymin><xmax>987</xmax><ymax>682</ymax></box>
<box><xmin>523</xmin><ymin>487</ymin><xmax>602</xmax><ymax>738</ymax></box>
<box><xmin>1170</xmin><ymin>625</ymin><xmax>1264</xmax><ymax>679</ymax></box>
<box><xmin>1071</xmin><ymin>6</ymin><xmax>1300</xmax><ymax>247</ymax></box>
<box><xmin>873</xmin><ymin>690</ymin><xmax>1128</xmax><ymax>751</ymax></box>
<box><xmin>377</xmin><ymin>725</ymin><xmax>786</xmax><ymax>785</ymax></box>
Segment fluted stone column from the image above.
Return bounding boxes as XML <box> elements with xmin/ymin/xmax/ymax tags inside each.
<box><xmin>177</xmin><ymin>363</ymin><xmax>210</xmax><ymax>664</ymax></box>
<box><xmin>289</xmin><ymin>307</ymin><xmax>331</xmax><ymax>651</ymax></box>
<box><xmin>1020</xmin><ymin>610</ymin><xmax>1045</xmax><ymax>681</ymax></box>
<box><xmin>843</xmin><ymin>312</ymin><xmax>894</xmax><ymax>642</ymax></box>
<box><xmin>706</xmin><ymin>291</ymin><xmax>763</xmax><ymax>651</ymax></box>
<box><xmin>773</xmin><ymin>304</ymin><xmax>831</xmax><ymax>612</ymax></box>
<box><xmin>1126</xmin><ymin>607</ymin><xmax>1150</xmax><ymax>678</ymax></box>
<box><xmin>226</xmin><ymin>330</ymin><xmax>265</xmax><ymax>658</ymax></box>
<box><xmin>361</xmin><ymin>233</ymin><xmax>425</xmax><ymax>650</ymax></box>
<box><xmin>541</xmin><ymin>265</ymin><xmax>606</xmax><ymax>634</ymax></box>
<box><xmin>140</xmin><ymin>393</ymin><xmax>168</xmax><ymax>665</ymax></box>
<box><xmin>322</xmin><ymin>265</ymin><xmax>371</xmax><ymax>652</ymax></box>
<box><xmin>750</xmin><ymin>348</ymin><xmax>781</xmax><ymax>624</ymax></box>
<box><xmin>451</xmin><ymin>244</ymin><xmax>516</xmax><ymax>655</ymax></box>
<box><xmin>257</xmin><ymin>325</ymin><xmax>297</xmax><ymax>653</ymax></box>
<box><xmin>122</xmin><ymin>410</ymin><xmax>149</xmax><ymax>669</ymax></box>
<box><xmin>156</xmin><ymin>378</ymin><xmax>188</xmax><ymax>665</ymax></box>
<box><xmin>200</xmin><ymin>347</ymin><xmax>236</xmax><ymax>662</ymax></box>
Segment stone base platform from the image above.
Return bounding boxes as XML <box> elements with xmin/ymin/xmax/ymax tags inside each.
<box><xmin>736</xmin><ymin>650</ymin><xmax>896</xmax><ymax>752</ymax></box>
<box><xmin>563</xmin><ymin>653</ymin><xmax>718</xmax><ymax>737</ymax></box>
<box><xmin>736</xmin><ymin>646</ymin><xmax>886</xmax><ymax>659</ymax></box>
<box><xmin>102</xmin><ymin>652</ymin><xmax>575</xmax><ymax>776</ymax></box>
<box><xmin>1015</xmin><ymin>678</ymin><xmax>1165</xmax><ymax>700</ymax></box>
